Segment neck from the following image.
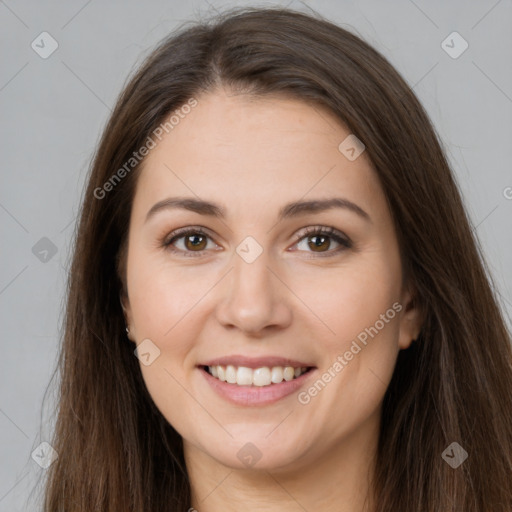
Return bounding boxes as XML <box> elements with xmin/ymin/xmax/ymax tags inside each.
<box><xmin>184</xmin><ymin>409</ymin><xmax>379</xmax><ymax>512</ymax></box>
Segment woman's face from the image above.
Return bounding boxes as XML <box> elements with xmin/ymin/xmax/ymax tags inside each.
<box><xmin>122</xmin><ymin>89</ymin><xmax>422</xmax><ymax>472</ymax></box>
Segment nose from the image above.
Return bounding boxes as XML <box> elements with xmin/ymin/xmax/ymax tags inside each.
<box><xmin>214</xmin><ymin>246</ymin><xmax>293</xmax><ymax>336</ymax></box>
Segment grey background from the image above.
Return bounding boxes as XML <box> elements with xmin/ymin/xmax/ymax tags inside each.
<box><xmin>1</xmin><ymin>0</ymin><xmax>511</xmax><ymax>509</ymax></box>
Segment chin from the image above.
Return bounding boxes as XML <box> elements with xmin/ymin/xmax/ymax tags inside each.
<box><xmin>193</xmin><ymin>431</ymin><xmax>311</xmax><ymax>472</ymax></box>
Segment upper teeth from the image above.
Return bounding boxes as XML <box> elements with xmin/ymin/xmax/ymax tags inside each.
<box><xmin>208</xmin><ymin>365</ymin><xmax>308</xmax><ymax>386</ymax></box>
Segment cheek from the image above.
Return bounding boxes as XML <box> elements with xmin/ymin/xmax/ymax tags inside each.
<box><xmin>127</xmin><ymin>245</ymin><xmax>207</xmax><ymax>338</ymax></box>
<box><xmin>127</xmin><ymin>254</ymin><xmax>208</xmax><ymax>434</ymax></box>
<box><xmin>290</xmin><ymin>254</ymin><xmax>401</xmax><ymax>351</ymax></box>
<box><xmin>290</xmin><ymin>252</ymin><xmax>402</xmax><ymax>414</ymax></box>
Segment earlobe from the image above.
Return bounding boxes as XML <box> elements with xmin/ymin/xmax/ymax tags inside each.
<box><xmin>398</xmin><ymin>287</ymin><xmax>424</xmax><ymax>350</ymax></box>
<box><xmin>119</xmin><ymin>293</ymin><xmax>135</xmax><ymax>342</ymax></box>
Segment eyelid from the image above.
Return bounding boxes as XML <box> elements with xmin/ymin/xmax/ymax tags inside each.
<box><xmin>161</xmin><ymin>225</ymin><xmax>352</xmax><ymax>257</ymax></box>
<box><xmin>292</xmin><ymin>225</ymin><xmax>349</xmax><ymax>243</ymax></box>
<box><xmin>289</xmin><ymin>225</ymin><xmax>352</xmax><ymax>257</ymax></box>
<box><xmin>162</xmin><ymin>225</ymin><xmax>215</xmax><ymax>244</ymax></box>
<box><xmin>161</xmin><ymin>226</ymin><xmax>220</xmax><ymax>257</ymax></box>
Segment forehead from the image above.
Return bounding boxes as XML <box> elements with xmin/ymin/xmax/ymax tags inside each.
<box><xmin>132</xmin><ymin>90</ymin><xmax>383</xmax><ymax>221</ymax></box>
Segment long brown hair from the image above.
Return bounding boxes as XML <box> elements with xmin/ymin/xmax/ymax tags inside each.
<box><xmin>39</xmin><ymin>7</ymin><xmax>512</xmax><ymax>511</ymax></box>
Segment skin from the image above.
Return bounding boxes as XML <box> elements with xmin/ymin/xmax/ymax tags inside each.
<box><xmin>122</xmin><ymin>88</ymin><xmax>423</xmax><ymax>512</ymax></box>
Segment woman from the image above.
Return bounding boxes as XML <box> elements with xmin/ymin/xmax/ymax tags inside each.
<box><xmin>40</xmin><ymin>7</ymin><xmax>512</xmax><ymax>511</ymax></box>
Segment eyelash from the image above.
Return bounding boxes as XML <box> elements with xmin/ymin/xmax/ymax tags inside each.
<box><xmin>161</xmin><ymin>225</ymin><xmax>352</xmax><ymax>258</ymax></box>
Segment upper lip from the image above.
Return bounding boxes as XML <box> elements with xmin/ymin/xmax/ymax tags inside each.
<box><xmin>200</xmin><ymin>355</ymin><xmax>315</xmax><ymax>369</ymax></box>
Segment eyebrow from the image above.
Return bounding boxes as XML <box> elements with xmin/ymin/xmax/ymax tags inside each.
<box><xmin>145</xmin><ymin>196</ymin><xmax>371</xmax><ymax>224</ymax></box>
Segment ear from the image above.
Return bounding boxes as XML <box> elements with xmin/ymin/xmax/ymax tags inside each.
<box><xmin>120</xmin><ymin>292</ymin><xmax>136</xmax><ymax>343</ymax></box>
<box><xmin>397</xmin><ymin>284</ymin><xmax>424</xmax><ymax>350</ymax></box>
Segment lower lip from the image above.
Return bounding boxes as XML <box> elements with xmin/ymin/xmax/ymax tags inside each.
<box><xmin>199</xmin><ymin>367</ymin><xmax>316</xmax><ymax>406</ymax></box>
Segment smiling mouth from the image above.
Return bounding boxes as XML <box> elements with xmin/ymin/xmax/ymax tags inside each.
<box><xmin>202</xmin><ymin>365</ymin><xmax>314</xmax><ymax>387</ymax></box>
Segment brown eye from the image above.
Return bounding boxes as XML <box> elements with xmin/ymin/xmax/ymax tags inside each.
<box><xmin>293</xmin><ymin>226</ymin><xmax>352</xmax><ymax>257</ymax></box>
<box><xmin>163</xmin><ymin>228</ymin><xmax>217</xmax><ymax>257</ymax></box>
<box><xmin>307</xmin><ymin>234</ymin><xmax>332</xmax><ymax>252</ymax></box>
<box><xmin>183</xmin><ymin>233</ymin><xmax>208</xmax><ymax>251</ymax></box>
